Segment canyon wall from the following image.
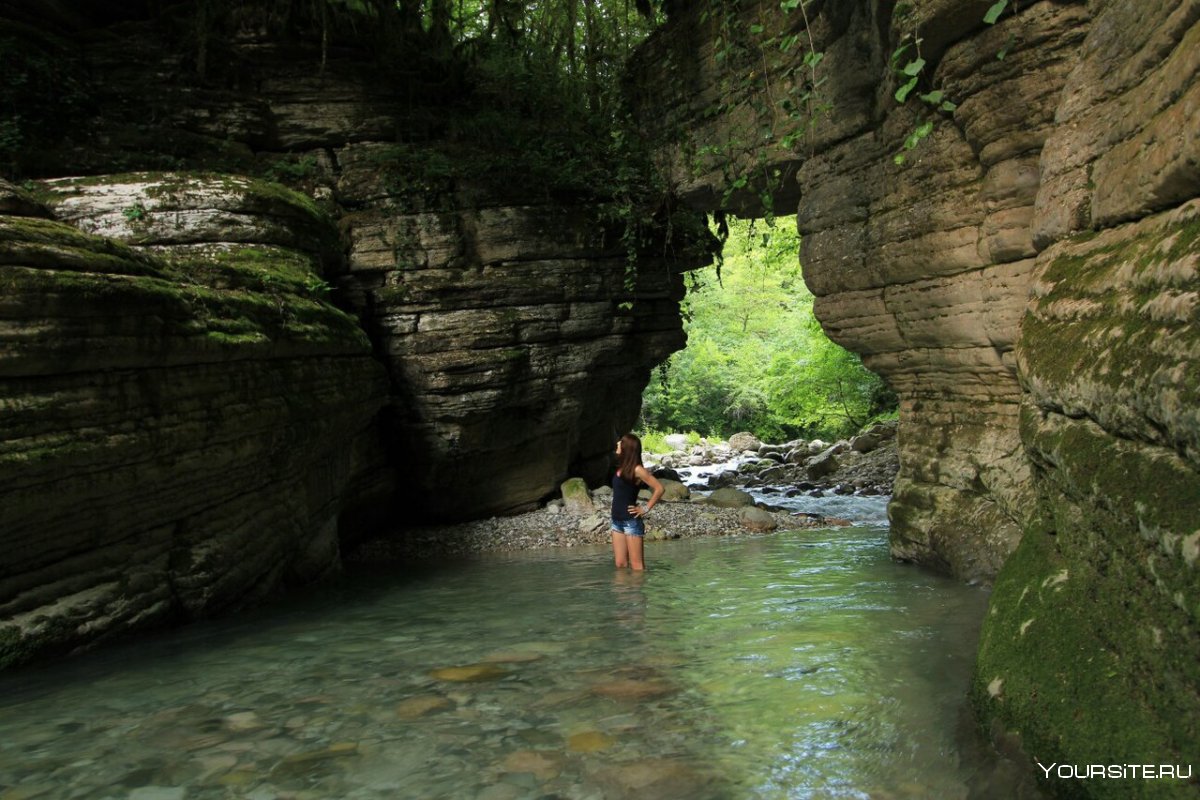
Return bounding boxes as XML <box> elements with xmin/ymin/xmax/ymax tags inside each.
<box><xmin>0</xmin><ymin>174</ymin><xmax>390</xmax><ymax>668</ymax></box>
<box><xmin>334</xmin><ymin>149</ymin><xmax>710</xmax><ymax>520</ymax></box>
<box><xmin>631</xmin><ymin>0</ymin><xmax>1198</xmax><ymax>790</ymax></box>
<box><xmin>0</xmin><ymin>6</ymin><xmax>711</xmax><ymax>668</ymax></box>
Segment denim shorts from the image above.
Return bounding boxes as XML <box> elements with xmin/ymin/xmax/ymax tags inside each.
<box><xmin>611</xmin><ymin>516</ymin><xmax>645</xmax><ymax>537</ymax></box>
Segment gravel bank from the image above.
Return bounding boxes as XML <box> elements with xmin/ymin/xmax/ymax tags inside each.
<box><xmin>348</xmin><ymin>431</ymin><xmax>898</xmax><ymax>564</ymax></box>
<box><xmin>347</xmin><ymin>500</ymin><xmax>849</xmax><ymax>562</ymax></box>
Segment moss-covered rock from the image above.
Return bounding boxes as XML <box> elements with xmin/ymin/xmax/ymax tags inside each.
<box><xmin>0</xmin><ymin>177</ymin><xmax>51</xmax><ymax>218</ymax></box>
<box><xmin>560</xmin><ymin>477</ymin><xmax>595</xmax><ymax>516</ymax></box>
<box><xmin>38</xmin><ymin>172</ymin><xmax>344</xmax><ymax>272</ymax></box>
<box><xmin>974</xmin><ymin>408</ymin><xmax>1199</xmax><ymax>798</ymax></box>
<box><xmin>1018</xmin><ymin>200</ymin><xmax>1200</xmax><ymax>465</ymax></box>
<box><xmin>975</xmin><ymin>202</ymin><xmax>1200</xmax><ymax>797</ymax></box>
<box><xmin>0</xmin><ymin>222</ymin><xmax>369</xmax><ymax>377</ymax></box>
<box><xmin>0</xmin><ymin>167</ymin><xmax>388</xmax><ymax>670</ymax></box>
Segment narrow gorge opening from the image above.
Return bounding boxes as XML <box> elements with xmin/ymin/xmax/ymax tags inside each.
<box><xmin>631</xmin><ymin>211</ymin><xmax>900</xmax><ymax>522</ymax></box>
<box><xmin>640</xmin><ymin>213</ymin><xmax>896</xmax><ymax>447</ymax></box>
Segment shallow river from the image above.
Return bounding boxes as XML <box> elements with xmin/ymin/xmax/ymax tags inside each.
<box><xmin>0</xmin><ymin>527</ymin><xmax>1009</xmax><ymax>800</ymax></box>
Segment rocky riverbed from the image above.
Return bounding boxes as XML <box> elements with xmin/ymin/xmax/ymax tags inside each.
<box><xmin>349</xmin><ymin>425</ymin><xmax>899</xmax><ymax>562</ymax></box>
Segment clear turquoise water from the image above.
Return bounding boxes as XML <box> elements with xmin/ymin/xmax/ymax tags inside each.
<box><xmin>0</xmin><ymin>528</ymin><xmax>1001</xmax><ymax>799</ymax></box>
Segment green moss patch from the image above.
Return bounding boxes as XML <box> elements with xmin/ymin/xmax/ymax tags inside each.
<box><xmin>37</xmin><ymin>171</ymin><xmax>343</xmax><ymax>264</ymax></box>
<box><xmin>162</xmin><ymin>244</ymin><xmax>329</xmax><ymax>297</ymax></box>
<box><xmin>1024</xmin><ymin>215</ymin><xmax>1200</xmax><ymax>401</ymax></box>
<box><xmin>0</xmin><ymin>216</ymin><xmax>165</xmax><ymax>277</ymax></box>
<box><xmin>975</xmin><ymin>409</ymin><xmax>1200</xmax><ymax>799</ymax></box>
<box><xmin>0</xmin><ymin>625</ymin><xmax>26</xmax><ymax>671</ymax></box>
<box><xmin>3</xmin><ymin>260</ymin><xmax>367</xmax><ymax>355</ymax></box>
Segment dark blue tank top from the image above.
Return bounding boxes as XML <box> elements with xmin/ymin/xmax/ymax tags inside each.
<box><xmin>611</xmin><ymin>472</ymin><xmax>641</xmax><ymax>521</ymax></box>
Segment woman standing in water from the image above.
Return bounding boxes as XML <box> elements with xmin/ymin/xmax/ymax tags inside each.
<box><xmin>611</xmin><ymin>433</ymin><xmax>664</xmax><ymax>571</ymax></box>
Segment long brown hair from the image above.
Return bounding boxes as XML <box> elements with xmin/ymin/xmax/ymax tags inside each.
<box><xmin>616</xmin><ymin>433</ymin><xmax>643</xmax><ymax>485</ymax></box>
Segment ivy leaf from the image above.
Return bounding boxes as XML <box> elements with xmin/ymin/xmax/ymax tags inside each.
<box><xmin>803</xmin><ymin>51</ymin><xmax>824</xmax><ymax>68</ymax></box>
<box><xmin>997</xmin><ymin>34</ymin><xmax>1015</xmax><ymax>60</ymax></box>
<box><xmin>902</xmin><ymin>57</ymin><xmax>925</xmax><ymax>76</ymax></box>
<box><xmin>895</xmin><ymin>76</ymin><xmax>918</xmax><ymax>103</ymax></box>
<box><xmin>750</xmin><ymin>23</ymin><xmax>764</xmax><ymax>34</ymax></box>
<box><xmin>918</xmin><ymin>90</ymin><xmax>944</xmax><ymax>104</ymax></box>
<box><xmin>940</xmin><ymin>100</ymin><xmax>958</xmax><ymax>112</ymax></box>
<box><xmin>781</xmin><ymin>0</ymin><xmax>801</xmax><ymax>10</ymax></box>
<box><xmin>983</xmin><ymin>0</ymin><xmax>1008</xmax><ymax>24</ymax></box>
<box><xmin>889</xmin><ymin>42</ymin><xmax>911</xmax><ymax>70</ymax></box>
<box><xmin>903</xmin><ymin>120</ymin><xmax>935</xmax><ymax>150</ymax></box>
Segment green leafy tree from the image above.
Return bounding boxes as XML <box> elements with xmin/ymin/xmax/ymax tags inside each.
<box><xmin>642</xmin><ymin>215</ymin><xmax>896</xmax><ymax>442</ymax></box>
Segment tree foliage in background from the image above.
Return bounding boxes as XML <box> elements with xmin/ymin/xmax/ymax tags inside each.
<box><xmin>0</xmin><ymin>0</ymin><xmax>666</xmax><ymax>184</ymax></box>
<box><xmin>641</xmin><ymin>216</ymin><xmax>897</xmax><ymax>442</ymax></box>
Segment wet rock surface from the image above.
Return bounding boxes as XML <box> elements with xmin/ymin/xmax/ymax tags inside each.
<box><xmin>0</xmin><ymin>175</ymin><xmax>388</xmax><ymax>671</ymax></box>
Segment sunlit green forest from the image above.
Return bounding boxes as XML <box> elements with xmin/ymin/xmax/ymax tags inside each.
<box><xmin>640</xmin><ymin>216</ymin><xmax>897</xmax><ymax>443</ymax></box>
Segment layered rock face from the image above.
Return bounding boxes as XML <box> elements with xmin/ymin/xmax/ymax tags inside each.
<box><xmin>632</xmin><ymin>0</ymin><xmax>1198</xmax><ymax>785</ymax></box>
<box><xmin>632</xmin><ymin>0</ymin><xmax>1091</xmax><ymax>581</ymax></box>
<box><xmin>1</xmin><ymin>6</ymin><xmax>709</xmax><ymax>666</ymax></box>
<box><xmin>0</xmin><ymin>175</ymin><xmax>388</xmax><ymax>668</ymax></box>
<box><xmin>334</xmin><ymin>148</ymin><xmax>710</xmax><ymax>519</ymax></box>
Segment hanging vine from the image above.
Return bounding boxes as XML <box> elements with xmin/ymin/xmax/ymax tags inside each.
<box><xmin>683</xmin><ymin>0</ymin><xmax>832</xmax><ymax>224</ymax></box>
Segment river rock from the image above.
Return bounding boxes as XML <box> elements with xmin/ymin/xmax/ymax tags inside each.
<box><xmin>738</xmin><ymin>506</ymin><xmax>778</xmax><ymax>533</ymax></box>
<box><xmin>591</xmin><ymin>678</ymin><xmax>676</xmax><ymax>701</ymax></box>
<box><xmin>651</xmin><ymin>466</ymin><xmax>683</xmax><ymax>482</ymax></box>
<box><xmin>591</xmin><ymin>758</ymin><xmax>712</xmax><ymax>800</ymax></box>
<box><xmin>499</xmin><ymin>750</ymin><xmax>562</xmax><ymax>781</ymax></box>
<box><xmin>727</xmin><ymin>432</ymin><xmax>762</xmax><ymax>452</ymax></box>
<box><xmin>223</xmin><ymin>712</ymin><xmax>265</xmax><ymax>733</ymax></box>
<box><xmin>567</xmin><ymin>730</ymin><xmax>616</xmax><ymax>753</ymax></box>
<box><xmin>657</xmin><ymin>479</ymin><xmax>690</xmax><ymax>502</ymax></box>
<box><xmin>429</xmin><ymin>664</ymin><xmax>508</xmax><ymax>682</ymax></box>
<box><xmin>806</xmin><ymin>451</ymin><xmax>839</xmax><ymax>480</ymax></box>
<box><xmin>395</xmin><ymin>696</ymin><xmax>454</xmax><ymax>719</ymax></box>
<box><xmin>758</xmin><ymin>445</ymin><xmax>788</xmax><ymax>461</ymax></box>
<box><xmin>559</xmin><ymin>478</ymin><xmax>594</xmax><ymax>516</ymax></box>
<box><xmin>850</xmin><ymin>433</ymin><xmax>879</xmax><ymax>454</ymax></box>
<box><xmin>701</xmin><ymin>487</ymin><xmax>755</xmax><ymax>508</ymax></box>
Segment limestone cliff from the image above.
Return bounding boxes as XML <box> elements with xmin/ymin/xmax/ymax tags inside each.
<box><xmin>335</xmin><ymin>148</ymin><xmax>711</xmax><ymax>520</ymax></box>
<box><xmin>0</xmin><ymin>5</ymin><xmax>712</xmax><ymax>668</ymax></box>
<box><xmin>630</xmin><ymin>0</ymin><xmax>1199</xmax><ymax>789</ymax></box>
<box><xmin>630</xmin><ymin>0</ymin><xmax>1093</xmax><ymax>581</ymax></box>
<box><xmin>0</xmin><ymin>175</ymin><xmax>389</xmax><ymax>668</ymax></box>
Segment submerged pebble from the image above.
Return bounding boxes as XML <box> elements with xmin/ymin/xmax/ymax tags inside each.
<box><xmin>430</xmin><ymin>664</ymin><xmax>509</xmax><ymax>682</ymax></box>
